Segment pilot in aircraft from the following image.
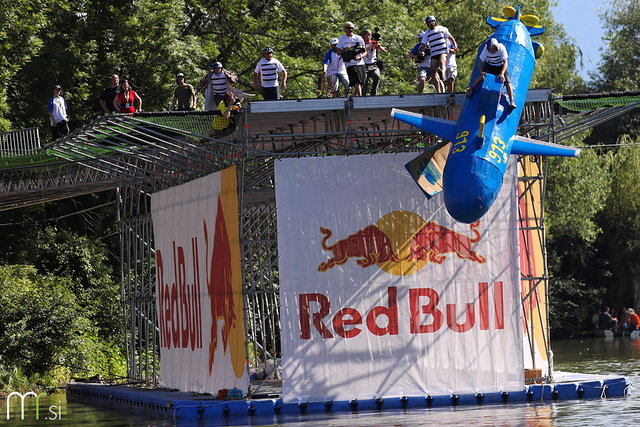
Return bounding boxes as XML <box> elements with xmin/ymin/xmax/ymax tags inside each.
<box><xmin>466</xmin><ymin>38</ymin><xmax>517</xmax><ymax>109</ymax></box>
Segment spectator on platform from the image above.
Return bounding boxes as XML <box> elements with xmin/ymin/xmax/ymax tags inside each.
<box><xmin>113</xmin><ymin>79</ymin><xmax>142</xmax><ymax>113</ymax></box>
<box><xmin>445</xmin><ymin>39</ymin><xmax>458</xmax><ymax>93</ymax></box>
<box><xmin>466</xmin><ymin>38</ymin><xmax>516</xmax><ymax>109</ymax></box>
<box><xmin>171</xmin><ymin>73</ymin><xmax>196</xmax><ymax>111</ymax></box>
<box><xmin>627</xmin><ymin>308</ymin><xmax>640</xmax><ymax>331</ymax></box>
<box><xmin>421</xmin><ymin>15</ymin><xmax>458</xmax><ymax>93</ymax></box>
<box><xmin>253</xmin><ymin>47</ymin><xmax>287</xmax><ymax>100</ymax></box>
<box><xmin>598</xmin><ymin>306</ymin><xmax>618</xmax><ymax>332</ymax></box>
<box><xmin>620</xmin><ymin>306</ymin><xmax>631</xmax><ymax>331</ymax></box>
<box><xmin>196</xmin><ymin>62</ymin><xmax>239</xmax><ymax>110</ymax></box>
<box><xmin>212</xmin><ymin>91</ymin><xmax>240</xmax><ymax>136</ymax></box>
<box><xmin>410</xmin><ymin>31</ymin><xmax>431</xmax><ymax>94</ymax></box>
<box><xmin>99</xmin><ymin>74</ymin><xmax>120</xmax><ymax>114</ymax></box>
<box><xmin>48</xmin><ymin>85</ymin><xmax>69</xmax><ymax>140</ymax></box>
<box><xmin>362</xmin><ymin>29</ymin><xmax>386</xmax><ymax>96</ymax></box>
<box><xmin>336</xmin><ymin>22</ymin><xmax>366</xmax><ymax>97</ymax></box>
<box><xmin>323</xmin><ymin>38</ymin><xmax>350</xmax><ymax>97</ymax></box>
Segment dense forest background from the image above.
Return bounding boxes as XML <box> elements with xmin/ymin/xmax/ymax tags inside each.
<box><xmin>0</xmin><ymin>0</ymin><xmax>639</xmax><ymax>390</ymax></box>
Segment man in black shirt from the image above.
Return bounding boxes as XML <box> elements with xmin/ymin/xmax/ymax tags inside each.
<box><xmin>99</xmin><ymin>74</ymin><xmax>121</xmax><ymax>113</ymax></box>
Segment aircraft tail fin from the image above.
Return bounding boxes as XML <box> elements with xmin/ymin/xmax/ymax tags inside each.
<box><xmin>405</xmin><ymin>140</ymin><xmax>451</xmax><ymax>199</ymax></box>
<box><xmin>511</xmin><ymin>136</ymin><xmax>581</xmax><ymax>157</ymax></box>
<box><xmin>390</xmin><ymin>108</ymin><xmax>458</xmax><ymax>142</ymax></box>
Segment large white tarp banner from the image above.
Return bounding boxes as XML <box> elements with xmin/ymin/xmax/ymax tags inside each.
<box><xmin>275</xmin><ymin>153</ymin><xmax>522</xmax><ymax>403</ymax></box>
<box><xmin>151</xmin><ymin>166</ymin><xmax>248</xmax><ymax>393</ymax></box>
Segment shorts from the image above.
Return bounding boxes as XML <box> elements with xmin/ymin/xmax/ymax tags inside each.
<box><xmin>346</xmin><ymin>65</ymin><xmax>366</xmax><ymax>86</ymax></box>
<box><xmin>445</xmin><ymin>65</ymin><xmax>457</xmax><ymax>81</ymax></box>
<box><xmin>262</xmin><ymin>86</ymin><xmax>280</xmax><ymax>100</ymax></box>
<box><xmin>418</xmin><ymin>66</ymin><xmax>431</xmax><ymax>81</ymax></box>
<box><xmin>329</xmin><ymin>72</ymin><xmax>350</xmax><ymax>92</ymax></box>
<box><xmin>482</xmin><ymin>63</ymin><xmax>510</xmax><ymax>83</ymax></box>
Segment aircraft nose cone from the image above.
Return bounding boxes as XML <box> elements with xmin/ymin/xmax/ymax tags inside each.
<box><xmin>442</xmin><ymin>156</ymin><xmax>503</xmax><ymax>223</ymax></box>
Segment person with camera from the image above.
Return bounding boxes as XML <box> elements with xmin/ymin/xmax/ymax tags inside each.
<box><xmin>410</xmin><ymin>31</ymin><xmax>431</xmax><ymax>94</ymax></box>
<box><xmin>362</xmin><ymin>29</ymin><xmax>386</xmax><ymax>96</ymax></box>
<box><xmin>421</xmin><ymin>15</ymin><xmax>458</xmax><ymax>93</ymax></box>
<box><xmin>323</xmin><ymin>38</ymin><xmax>350</xmax><ymax>97</ymax></box>
<box><xmin>336</xmin><ymin>22</ymin><xmax>367</xmax><ymax>97</ymax></box>
<box><xmin>212</xmin><ymin>91</ymin><xmax>241</xmax><ymax>136</ymax></box>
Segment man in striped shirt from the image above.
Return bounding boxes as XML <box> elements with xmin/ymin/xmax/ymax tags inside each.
<box><xmin>421</xmin><ymin>15</ymin><xmax>458</xmax><ymax>93</ymax></box>
<box><xmin>466</xmin><ymin>38</ymin><xmax>517</xmax><ymax>109</ymax></box>
<box><xmin>196</xmin><ymin>62</ymin><xmax>238</xmax><ymax>110</ymax></box>
<box><xmin>253</xmin><ymin>47</ymin><xmax>288</xmax><ymax>100</ymax></box>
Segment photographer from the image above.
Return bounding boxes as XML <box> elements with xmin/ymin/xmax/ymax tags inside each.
<box><xmin>409</xmin><ymin>31</ymin><xmax>432</xmax><ymax>94</ymax></box>
<box><xmin>362</xmin><ymin>29</ymin><xmax>387</xmax><ymax>96</ymax></box>
<box><xmin>336</xmin><ymin>22</ymin><xmax>367</xmax><ymax>97</ymax></box>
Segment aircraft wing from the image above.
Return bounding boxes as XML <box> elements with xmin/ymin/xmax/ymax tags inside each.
<box><xmin>511</xmin><ymin>135</ymin><xmax>581</xmax><ymax>157</ymax></box>
<box><xmin>405</xmin><ymin>140</ymin><xmax>451</xmax><ymax>198</ymax></box>
<box><xmin>390</xmin><ymin>108</ymin><xmax>458</xmax><ymax>142</ymax></box>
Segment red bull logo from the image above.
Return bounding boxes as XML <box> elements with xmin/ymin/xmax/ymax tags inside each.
<box><xmin>317</xmin><ymin>210</ymin><xmax>485</xmax><ymax>275</ymax></box>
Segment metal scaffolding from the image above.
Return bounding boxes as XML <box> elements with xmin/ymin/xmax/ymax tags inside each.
<box><xmin>0</xmin><ymin>89</ymin><xmax>638</xmax><ymax>391</ymax></box>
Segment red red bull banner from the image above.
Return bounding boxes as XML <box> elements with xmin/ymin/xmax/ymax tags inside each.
<box><xmin>275</xmin><ymin>154</ymin><xmax>523</xmax><ymax>403</ymax></box>
<box><xmin>151</xmin><ymin>166</ymin><xmax>248</xmax><ymax>393</ymax></box>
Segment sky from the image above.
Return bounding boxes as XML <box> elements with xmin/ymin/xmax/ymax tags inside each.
<box><xmin>550</xmin><ymin>0</ymin><xmax>610</xmax><ymax>80</ymax></box>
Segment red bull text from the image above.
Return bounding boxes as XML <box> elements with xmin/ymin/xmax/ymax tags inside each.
<box><xmin>157</xmin><ymin>239</ymin><xmax>204</xmax><ymax>351</ymax></box>
<box><xmin>299</xmin><ymin>283</ymin><xmax>504</xmax><ymax>339</ymax></box>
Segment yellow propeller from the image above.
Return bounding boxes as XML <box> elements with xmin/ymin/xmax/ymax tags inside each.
<box><xmin>503</xmin><ymin>6</ymin><xmax>516</xmax><ymax>18</ymax></box>
<box><xmin>520</xmin><ymin>14</ymin><xmax>540</xmax><ymax>26</ymax></box>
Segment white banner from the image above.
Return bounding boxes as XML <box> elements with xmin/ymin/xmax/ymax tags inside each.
<box><xmin>276</xmin><ymin>153</ymin><xmax>522</xmax><ymax>403</ymax></box>
<box><xmin>151</xmin><ymin>166</ymin><xmax>248</xmax><ymax>393</ymax></box>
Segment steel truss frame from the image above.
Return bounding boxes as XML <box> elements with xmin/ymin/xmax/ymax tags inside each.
<box><xmin>1</xmin><ymin>90</ymin><xmax>636</xmax><ymax>392</ymax></box>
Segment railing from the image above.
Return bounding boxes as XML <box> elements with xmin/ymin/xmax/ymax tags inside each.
<box><xmin>0</xmin><ymin>127</ymin><xmax>41</xmax><ymax>157</ymax></box>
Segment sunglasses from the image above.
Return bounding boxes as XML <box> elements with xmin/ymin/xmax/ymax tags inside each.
<box><xmin>345</xmin><ymin>27</ymin><xmax>354</xmax><ymax>30</ymax></box>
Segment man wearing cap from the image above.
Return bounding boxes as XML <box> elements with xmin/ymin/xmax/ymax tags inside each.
<box><xmin>322</xmin><ymin>38</ymin><xmax>350</xmax><ymax>97</ymax></box>
<box><xmin>48</xmin><ymin>85</ymin><xmax>69</xmax><ymax>140</ymax></box>
<box><xmin>410</xmin><ymin>31</ymin><xmax>431</xmax><ymax>94</ymax></box>
<box><xmin>196</xmin><ymin>61</ymin><xmax>239</xmax><ymax>110</ymax></box>
<box><xmin>336</xmin><ymin>22</ymin><xmax>366</xmax><ymax>97</ymax></box>
<box><xmin>466</xmin><ymin>38</ymin><xmax>517</xmax><ymax>109</ymax></box>
<box><xmin>253</xmin><ymin>47</ymin><xmax>287</xmax><ymax>100</ymax></box>
<box><xmin>362</xmin><ymin>29</ymin><xmax>386</xmax><ymax>96</ymax></box>
<box><xmin>421</xmin><ymin>15</ymin><xmax>458</xmax><ymax>93</ymax></box>
<box><xmin>171</xmin><ymin>73</ymin><xmax>196</xmax><ymax>111</ymax></box>
<box><xmin>99</xmin><ymin>74</ymin><xmax>120</xmax><ymax>114</ymax></box>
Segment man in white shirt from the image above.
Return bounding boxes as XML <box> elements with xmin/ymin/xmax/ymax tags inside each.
<box><xmin>466</xmin><ymin>38</ymin><xmax>516</xmax><ymax>109</ymax></box>
<box><xmin>336</xmin><ymin>22</ymin><xmax>367</xmax><ymax>97</ymax></box>
<box><xmin>323</xmin><ymin>38</ymin><xmax>350</xmax><ymax>97</ymax></box>
<box><xmin>253</xmin><ymin>47</ymin><xmax>287</xmax><ymax>100</ymax></box>
<box><xmin>48</xmin><ymin>85</ymin><xmax>69</xmax><ymax>139</ymax></box>
<box><xmin>445</xmin><ymin>40</ymin><xmax>458</xmax><ymax>93</ymax></box>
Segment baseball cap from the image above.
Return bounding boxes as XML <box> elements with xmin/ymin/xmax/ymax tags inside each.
<box><xmin>53</xmin><ymin>85</ymin><xmax>62</xmax><ymax>90</ymax></box>
<box><xmin>176</xmin><ymin>73</ymin><xmax>185</xmax><ymax>78</ymax></box>
<box><xmin>331</xmin><ymin>38</ymin><xmax>339</xmax><ymax>45</ymax></box>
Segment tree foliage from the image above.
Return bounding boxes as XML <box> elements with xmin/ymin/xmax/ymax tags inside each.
<box><xmin>1</xmin><ymin>0</ymin><xmax>584</xmax><ymax>138</ymax></box>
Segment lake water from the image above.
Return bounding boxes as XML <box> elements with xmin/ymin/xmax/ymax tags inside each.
<box><xmin>2</xmin><ymin>336</ymin><xmax>638</xmax><ymax>426</ymax></box>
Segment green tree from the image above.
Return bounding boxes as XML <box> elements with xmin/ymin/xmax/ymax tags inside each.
<box><xmin>0</xmin><ymin>265</ymin><xmax>125</xmax><ymax>389</ymax></box>
<box><xmin>585</xmin><ymin>0</ymin><xmax>640</xmax><ymax>145</ymax></box>
<box><xmin>544</xmin><ymin>136</ymin><xmax>611</xmax><ymax>336</ymax></box>
<box><xmin>598</xmin><ymin>142</ymin><xmax>640</xmax><ymax>304</ymax></box>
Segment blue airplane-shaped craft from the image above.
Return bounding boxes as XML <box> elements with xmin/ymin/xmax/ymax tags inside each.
<box><xmin>391</xmin><ymin>5</ymin><xmax>580</xmax><ymax>223</ymax></box>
